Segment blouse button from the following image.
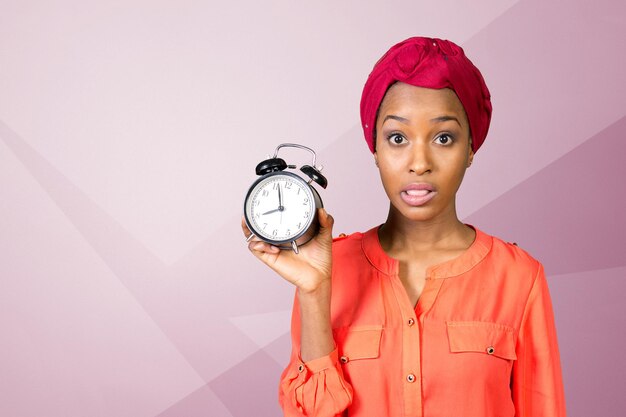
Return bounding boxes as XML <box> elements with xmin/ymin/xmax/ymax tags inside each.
<box><xmin>406</xmin><ymin>373</ymin><xmax>416</xmax><ymax>383</ymax></box>
<box><xmin>298</xmin><ymin>364</ymin><xmax>305</xmax><ymax>372</ymax></box>
<box><xmin>407</xmin><ymin>318</ymin><xmax>415</xmax><ymax>326</ymax></box>
<box><xmin>486</xmin><ymin>346</ymin><xmax>495</xmax><ymax>355</ymax></box>
<box><xmin>340</xmin><ymin>356</ymin><xmax>349</xmax><ymax>364</ymax></box>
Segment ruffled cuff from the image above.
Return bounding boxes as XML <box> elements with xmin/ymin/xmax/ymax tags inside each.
<box><xmin>279</xmin><ymin>345</ymin><xmax>353</xmax><ymax>416</ymax></box>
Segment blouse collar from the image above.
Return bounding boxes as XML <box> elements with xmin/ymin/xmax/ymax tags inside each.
<box><xmin>361</xmin><ymin>223</ymin><xmax>492</xmax><ymax>279</ymax></box>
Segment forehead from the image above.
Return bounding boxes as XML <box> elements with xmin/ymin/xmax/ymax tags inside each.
<box><xmin>378</xmin><ymin>82</ymin><xmax>467</xmax><ymax>121</ymax></box>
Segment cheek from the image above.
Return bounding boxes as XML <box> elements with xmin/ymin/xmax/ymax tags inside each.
<box><xmin>377</xmin><ymin>166</ymin><xmax>391</xmax><ymax>184</ymax></box>
<box><xmin>377</xmin><ymin>164</ymin><xmax>402</xmax><ymax>194</ymax></box>
<box><xmin>378</xmin><ymin>152</ymin><xmax>409</xmax><ymax>171</ymax></box>
<box><xmin>444</xmin><ymin>162</ymin><xmax>469</xmax><ymax>191</ymax></box>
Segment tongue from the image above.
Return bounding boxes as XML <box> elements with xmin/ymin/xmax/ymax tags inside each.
<box><xmin>405</xmin><ymin>189</ymin><xmax>430</xmax><ymax>196</ymax></box>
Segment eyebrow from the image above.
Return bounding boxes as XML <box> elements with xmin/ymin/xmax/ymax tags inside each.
<box><xmin>383</xmin><ymin>115</ymin><xmax>410</xmax><ymax>124</ymax></box>
<box><xmin>382</xmin><ymin>114</ymin><xmax>461</xmax><ymax>127</ymax></box>
<box><xmin>430</xmin><ymin>115</ymin><xmax>461</xmax><ymax>127</ymax></box>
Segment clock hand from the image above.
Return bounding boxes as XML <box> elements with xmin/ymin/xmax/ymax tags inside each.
<box><xmin>278</xmin><ymin>183</ymin><xmax>284</xmax><ymax>224</ymax></box>
<box><xmin>278</xmin><ymin>183</ymin><xmax>284</xmax><ymax>211</ymax></box>
<box><xmin>261</xmin><ymin>208</ymin><xmax>281</xmax><ymax>215</ymax></box>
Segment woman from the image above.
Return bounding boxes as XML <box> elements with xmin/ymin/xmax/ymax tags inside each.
<box><xmin>242</xmin><ymin>37</ymin><xmax>566</xmax><ymax>417</ymax></box>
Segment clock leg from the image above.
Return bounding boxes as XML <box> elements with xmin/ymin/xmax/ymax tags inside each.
<box><xmin>246</xmin><ymin>234</ymin><xmax>256</xmax><ymax>242</ymax></box>
<box><xmin>291</xmin><ymin>241</ymin><xmax>299</xmax><ymax>254</ymax></box>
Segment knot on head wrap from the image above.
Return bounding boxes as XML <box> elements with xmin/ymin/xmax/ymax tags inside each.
<box><xmin>360</xmin><ymin>37</ymin><xmax>492</xmax><ymax>154</ymax></box>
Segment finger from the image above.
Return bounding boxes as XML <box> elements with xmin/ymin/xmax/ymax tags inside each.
<box><xmin>241</xmin><ymin>217</ymin><xmax>264</xmax><ymax>246</ymax></box>
<box><xmin>248</xmin><ymin>240</ymin><xmax>280</xmax><ymax>255</ymax></box>
<box><xmin>241</xmin><ymin>215</ymin><xmax>253</xmax><ymax>239</ymax></box>
<box><xmin>317</xmin><ymin>208</ymin><xmax>334</xmax><ymax>237</ymax></box>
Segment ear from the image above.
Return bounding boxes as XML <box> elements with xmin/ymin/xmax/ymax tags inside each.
<box><xmin>467</xmin><ymin>148</ymin><xmax>474</xmax><ymax>167</ymax></box>
<box><xmin>374</xmin><ymin>152</ymin><xmax>379</xmax><ymax>167</ymax></box>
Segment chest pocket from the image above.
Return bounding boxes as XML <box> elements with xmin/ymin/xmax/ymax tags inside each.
<box><xmin>332</xmin><ymin>325</ymin><xmax>383</xmax><ymax>363</ymax></box>
<box><xmin>446</xmin><ymin>321</ymin><xmax>517</xmax><ymax>361</ymax></box>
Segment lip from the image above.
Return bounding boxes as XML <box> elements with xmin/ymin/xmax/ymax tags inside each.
<box><xmin>400</xmin><ymin>182</ymin><xmax>437</xmax><ymax>207</ymax></box>
<box><xmin>402</xmin><ymin>182</ymin><xmax>436</xmax><ymax>192</ymax></box>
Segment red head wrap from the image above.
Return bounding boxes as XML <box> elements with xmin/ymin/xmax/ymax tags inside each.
<box><xmin>360</xmin><ymin>37</ymin><xmax>492</xmax><ymax>154</ymax></box>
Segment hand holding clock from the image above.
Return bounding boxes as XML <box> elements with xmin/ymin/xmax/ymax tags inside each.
<box><xmin>241</xmin><ymin>207</ymin><xmax>334</xmax><ymax>294</ymax></box>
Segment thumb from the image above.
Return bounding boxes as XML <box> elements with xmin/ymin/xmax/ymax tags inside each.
<box><xmin>317</xmin><ymin>208</ymin><xmax>334</xmax><ymax>237</ymax></box>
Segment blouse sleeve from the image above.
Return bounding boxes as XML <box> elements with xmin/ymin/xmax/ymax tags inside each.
<box><xmin>511</xmin><ymin>261</ymin><xmax>567</xmax><ymax>416</ymax></box>
<box><xmin>278</xmin><ymin>290</ymin><xmax>354</xmax><ymax>417</ymax></box>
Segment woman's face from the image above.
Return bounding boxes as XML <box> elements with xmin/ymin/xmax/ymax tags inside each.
<box><xmin>374</xmin><ymin>82</ymin><xmax>474</xmax><ymax>223</ymax></box>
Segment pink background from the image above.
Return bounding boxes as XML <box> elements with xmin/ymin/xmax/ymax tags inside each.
<box><xmin>1</xmin><ymin>1</ymin><xmax>625</xmax><ymax>416</ymax></box>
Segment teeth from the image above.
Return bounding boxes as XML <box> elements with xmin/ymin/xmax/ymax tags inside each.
<box><xmin>405</xmin><ymin>189</ymin><xmax>430</xmax><ymax>196</ymax></box>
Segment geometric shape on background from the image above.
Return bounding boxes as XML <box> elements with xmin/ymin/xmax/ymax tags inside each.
<box><xmin>1</xmin><ymin>0</ymin><xmax>624</xmax><ymax>416</ymax></box>
<box><xmin>0</xmin><ymin>134</ymin><xmax>205</xmax><ymax>417</ymax></box>
<box><xmin>458</xmin><ymin>0</ymin><xmax>626</xmax><ymax>219</ymax></box>
<box><xmin>0</xmin><ymin>118</ymin><xmax>271</xmax><ymax>385</ymax></box>
<box><xmin>548</xmin><ymin>267</ymin><xmax>626</xmax><ymax>417</ymax></box>
<box><xmin>156</xmin><ymin>385</ymin><xmax>234</xmax><ymax>417</ymax></box>
<box><xmin>209</xmin><ymin>349</ymin><xmax>284</xmax><ymax>417</ymax></box>
<box><xmin>228</xmin><ymin>310</ymin><xmax>291</xmax><ymax>349</ymax></box>
<box><xmin>0</xmin><ymin>1</ymin><xmax>520</xmax><ymax>266</ymax></box>
<box><xmin>465</xmin><ymin>115</ymin><xmax>626</xmax><ymax>276</ymax></box>
<box><xmin>263</xmin><ymin>332</ymin><xmax>293</xmax><ymax>369</ymax></box>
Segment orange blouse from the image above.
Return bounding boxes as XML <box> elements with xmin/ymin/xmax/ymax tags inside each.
<box><xmin>278</xmin><ymin>224</ymin><xmax>566</xmax><ymax>416</ymax></box>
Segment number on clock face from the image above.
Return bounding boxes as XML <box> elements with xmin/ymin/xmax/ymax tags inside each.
<box><xmin>247</xmin><ymin>175</ymin><xmax>315</xmax><ymax>241</ymax></box>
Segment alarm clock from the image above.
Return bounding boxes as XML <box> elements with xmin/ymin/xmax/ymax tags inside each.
<box><xmin>243</xmin><ymin>143</ymin><xmax>328</xmax><ymax>254</ymax></box>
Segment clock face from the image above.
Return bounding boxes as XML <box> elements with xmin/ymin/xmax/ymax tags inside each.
<box><xmin>245</xmin><ymin>172</ymin><xmax>315</xmax><ymax>243</ymax></box>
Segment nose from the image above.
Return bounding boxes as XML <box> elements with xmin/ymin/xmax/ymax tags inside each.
<box><xmin>409</xmin><ymin>141</ymin><xmax>432</xmax><ymax>175</ymax></box>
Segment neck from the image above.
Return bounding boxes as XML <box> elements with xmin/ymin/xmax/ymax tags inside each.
<box><xmin>378</xmin><ymin>203</ymin><xmax>474</xmax><ymax>256</ymax></box>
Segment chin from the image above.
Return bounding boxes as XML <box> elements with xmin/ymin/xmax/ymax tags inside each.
<box><xmin>402</xmin><ymin>210</ymin><xmax>439</xmax><ymax>222</ymax></box>
<box><xmin>392</xmin><ymin>201</ymin><xmax>440</xmax><ymax>222</ymax></box>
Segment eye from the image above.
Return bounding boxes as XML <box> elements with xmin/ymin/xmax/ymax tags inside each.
<box><xmin>387</xmin><ymin>133</ymin><xmax>407</xmax><ymax>145</ymax></box>
<box><xmin>435</xmin><ymin>133</ymin><xmax>454</xmax><ymax>146</ymax></box>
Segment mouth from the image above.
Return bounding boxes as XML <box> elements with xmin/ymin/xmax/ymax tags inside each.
<box><xmin>404</xmin><ymin>189</ymin><xmax>432</xmax><ymax>197</ymax></box>
<box><xmin>400</xmin><ymin>184</ymin><xmax>437</xmax><ymax>206</ymax></box>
